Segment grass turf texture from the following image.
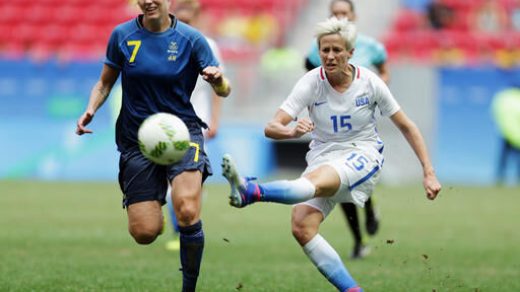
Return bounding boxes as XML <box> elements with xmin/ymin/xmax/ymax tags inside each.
<box><xmin>1</xmin><ymin>181</ymin><xmax>519</xmax><ymax>291</ymax></box>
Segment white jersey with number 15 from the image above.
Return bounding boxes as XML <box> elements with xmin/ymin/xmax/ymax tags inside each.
<box><xmin>280</xmin><ymin>65</ymin><xmax>400</xmax><ymax>163</ymax></box>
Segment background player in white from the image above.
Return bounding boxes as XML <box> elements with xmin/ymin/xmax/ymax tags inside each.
<box><xmin>222</xmin><ymin>17</ymin><xmax>441</xmax><ymax>291</ymax></box>
<box><xmin>165</xmin><ymin>0</ymin><xmax>225</xmax><ymax>251</ymax></box>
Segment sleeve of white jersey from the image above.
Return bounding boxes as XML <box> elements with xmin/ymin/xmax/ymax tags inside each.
<box><xmin>373</xmin><ymin>75</ymin><xmax>400</xmax><ymax>117</ymax></box>
<box><xmin>280</xmin><ymin>73</ymin><xmax>315</xmax><ymax>118</ymax></box>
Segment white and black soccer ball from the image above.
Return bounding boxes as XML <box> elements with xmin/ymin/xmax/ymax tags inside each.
<box><xmin>137</xmin><ymin>113</ymin><xmax>191</xmax><ymax>165</ymax></box>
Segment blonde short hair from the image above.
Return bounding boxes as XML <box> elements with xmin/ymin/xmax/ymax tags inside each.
<box><xmin>315</xmin><ymin>17</ymin><xmax>357</xmax><ymax>50</ymax></box>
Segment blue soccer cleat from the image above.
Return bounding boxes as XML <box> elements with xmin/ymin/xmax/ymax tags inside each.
<box><xmin>221</xmin><ymin>154</ymin><xmax>261</xmax><ymax>208</ymax></box>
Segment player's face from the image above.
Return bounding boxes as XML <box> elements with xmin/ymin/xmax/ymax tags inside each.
<box><xmin>137</xmin><ymin>0</ymin><xmax>170</xmax><ymax>20</ymax></box>
<box><xmin>330</xmin><ymin>1</ymin><xmax>355</xmax><ymax>21</ymax></box>
<box><xmin>319</xmin><ymin>33</ymin><xmax>352</xmax><ymax>74</ymax></box>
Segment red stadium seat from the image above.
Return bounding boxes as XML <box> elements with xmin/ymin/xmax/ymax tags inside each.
<box><xmin>69</xmin><ymin>24</ymin><xmax>104</xmax><ymax>45</ymax></box>
<box><xmin>67</xmin><ymin>0</ymin><xmax>102</xmax><ymax>5</ymax></box>
<box><xmin>439</xmin><ymin>30</ymin><xmax>480</xmax><ymax>63</ymax></box>
<box><xmin>0</xmin><ymin>24</ymin><xmax>10</xmax><ymax>44</ymax></box>
<box><xmin>38</xmin><ymin>24</ymin><xmax>69</xmax><ymax>48</ymax></box>
<box><xmin>27</xmin><ymin>43</ymin><xmax>54</xmax><ymax>62</ymax></box>
<box><xmin>393</xmin><ymin>9</ymin><xmax>425</xmax><ymax>32</ymax></box>
<box><xmin>53</xmin><ymin>5</ymin><xmax>85</xmax><ymax>25</ymax></box>
<box><xmin>0</xmin><ymin>5</ymin><xmax>25</xmax><ymax>25</ymax></box>
<box><xmin>441</xmin><ymin>0</ymin><xmax>483</xmax><ymax>11</ymax></box>
<box><xmin>408</xmin><ymin>31</ymin><xmax>440</xmax><ymax>61</ymax></box>
<box><xmin>27</xmin><ymin>4</ymin><xmax>53</xmax><ymax>25</ymax></box>
<box><xmin>82</xmin><ymin>3</ymin><xmax>132</xmax><ymax>26</ymax></box>
<box><xmin>10</xmin><ymin>23</ymin><xmax>38</xmax><ymax>47</ymax></box>
<box><xmin>1</xmin><ymin>0</ymin><xmax>306</xmax><ymax>61</ymax></box>
<box><xmin>382</xmin><ymin>31</ymin><xmax>408</xmax><ymax>60</ymax></box>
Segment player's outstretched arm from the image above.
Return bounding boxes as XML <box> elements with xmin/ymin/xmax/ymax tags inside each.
<box><xmin>390</xmin><ymin>110</ymin><xmax>441</xmax><ymax>200</ymax></box>
<box><xmin>202</xmin><ymin>66</ymin><xmax>231</xmax><ymax>97</ymax></box>
<box><xmin>265</xmin><ymin>109</ymin><xmax>314</xmax><ymax>140</ymax></box>
<box><xmin>206</xmin><ymin>93</ymin><xmax>223</xmax><ymax>139</ymax></box>
<box><xmin>76</xmin><ymin>64</ymin><xmax>120</xmax><ymax>135</ymax></box>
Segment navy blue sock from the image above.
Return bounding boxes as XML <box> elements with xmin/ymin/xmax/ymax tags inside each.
<box><xmin>179</xmin><ymin>221</ymin><xmax>204</xmax><ymax>292</ymax></box>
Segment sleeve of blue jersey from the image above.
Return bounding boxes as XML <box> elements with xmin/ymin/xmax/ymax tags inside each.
<box><xmin>193</xmin><ymin>36</ymin><xmax>220</xmax><ymax>71</ymax></box>
<box><xmin>104</xmin><ymin>28</ymin><xmax>125</xmax><ymax>70</ymax></box>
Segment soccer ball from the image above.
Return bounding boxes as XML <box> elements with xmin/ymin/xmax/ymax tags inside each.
<box><xmin>137</xmin><ymin>113</ymin><xmax>191</xmax><ymax>165</ymax></box>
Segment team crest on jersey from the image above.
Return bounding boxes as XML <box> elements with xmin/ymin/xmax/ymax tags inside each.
<box><xmin>167</xmin><ymin>41</ymin><xmax>178</xmax><ymax>61</ymax></box>
<box><xmin>355</xmin><ymin>96</ymin><xmax>370</xmax><ymax>107</ymax></box>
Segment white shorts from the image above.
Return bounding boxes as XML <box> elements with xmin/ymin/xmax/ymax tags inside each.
<box><xmin>298</xmin><ymin>146</ymin><xmax>383</xmax><ymax>218</ymax></box>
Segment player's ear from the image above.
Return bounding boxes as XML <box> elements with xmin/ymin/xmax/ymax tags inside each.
<box><xmin>346</xmin><ymin>48</ymin><xmax>355</xmax><ymax>60</ymax></box>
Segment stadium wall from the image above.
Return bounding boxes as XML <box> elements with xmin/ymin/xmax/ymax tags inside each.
<box><xmin>0</xmin><ymin>59</ymin><xmax>274</xmax><ymax>182</ymax></box>
<box><xmin>0</xmin><ymin>59</ymin><xmax>517</xmax><ymax>185</ymax></box>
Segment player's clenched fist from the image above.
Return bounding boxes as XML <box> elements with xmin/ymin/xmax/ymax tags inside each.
<box><xmin>292</xmin><ymin>118</ymin><xmax>314</xmax><ymax>138</ymax></box>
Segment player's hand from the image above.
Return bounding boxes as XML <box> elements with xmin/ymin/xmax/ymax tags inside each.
<box><xmin>292</xmin><ymin>118</ymin><xmax>314</xmax><ymax>138</ymax></box>
<box><xmin>203</xmin><ymin>66</ymin><xmax>230</xmax><ymax>97</ymax></box>
<box><xmin>201</xmin><ymin>66</ymin><xmax>223</xmax><ymax>84</ymax></box>
<box><xmin>76</xmin><ymin>111</ymin><xmax>94</xmax><ymax>135</ymax></box>
<box><xmin>423</xmin><ymin>174</ymin><xmax>441</xmax><ymax>200</ymax></box>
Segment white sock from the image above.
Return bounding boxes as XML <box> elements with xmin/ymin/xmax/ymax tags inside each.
<box><xmin>260</xmin><ymin>177</ymin><xmax>316</xmax><ymax>204</ymax></box>
<box><xmin>303</xmin><ymin>234</ymin><xmax>358</xmax><ymax>291</ymax></box>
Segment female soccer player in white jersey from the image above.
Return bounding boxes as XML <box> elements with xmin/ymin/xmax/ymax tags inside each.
<box><xmin>222</xmin><ymin>17</ymin><xmax>441</xmax><ymax>291</ymax></box>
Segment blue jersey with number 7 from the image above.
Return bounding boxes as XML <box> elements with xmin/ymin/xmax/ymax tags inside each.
<box><xmin>105</xmin><ymin>15</ymin><xmax>219</xmax><ymax>152</ymax></box>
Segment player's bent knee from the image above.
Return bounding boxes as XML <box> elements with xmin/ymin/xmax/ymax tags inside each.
<box><xmin>291</xmin><ymin>219</ymin><xmax>315</xmax><ymax>244</ymax></box>
<box><xmin>132</xmin><ymin>233</ymin><xmax>157</xmax><ymax>245</ymax></box>
<box><xmin>128</xmin><ymin>219</ymin><xmax>162</xmax><ymax>245</ymax></box>
<box><xmin>176</xmin><ymin>204</ymin><xmax>199</xmax><ymax>226</ymax></box>
<box><xmin>291</xmin><ymin>215</ymin><xmax>318</xmax><ymax>245</ymax></box>
<box><xmin>128</xmin><ymin>225</ymin><xmax>162</xmax><ymax>244</ymax></box>
<box><xmin>291</xmin><ymin>206</ymin><xmax>321</xmax><ymax>245</ymax></box>
<box><xmin>291</xmin><ymin>222</ymin><xmax>306</xmax><ymax>242</ymax></box>
<box><xmin>126</xmin><ymin>200</ymin><xmax>163</xmax><ymax>244</ymax></box>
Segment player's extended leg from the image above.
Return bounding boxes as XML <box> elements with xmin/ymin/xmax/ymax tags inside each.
<box><xmin>292</xmin><ymin>204</ymin><xmax>363</xmax><ymax>292</ymax></box>
<box><xmin>340</xmin><ymin>202</ymin><xmax>369</xmax><ymax>259</ymax></box>
<box><xmin>172</xmin><ymin>170</ymin><xmax>204</xmax><ymax>292</ymax></box>
<box><xmin>127</xmin><ymin>201</ymin><xmax>164</xmax><ymax>244</ymax></box>
<box><xmin>222</xmin><ymin>154</ymin><xmax>317</xmax><ymax>207</ymax></box>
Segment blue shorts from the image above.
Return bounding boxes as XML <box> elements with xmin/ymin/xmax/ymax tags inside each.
<box><xmin>118</xmin><ymin>124</ymin><xmax>212</xmax><ymax>208</ymax></box>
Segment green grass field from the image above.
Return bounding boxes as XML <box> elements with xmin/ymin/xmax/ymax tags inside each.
<box><xmin>1</xmin><ymin>180</ymin><xmax>519</xmax><ymax>291</ymax></box>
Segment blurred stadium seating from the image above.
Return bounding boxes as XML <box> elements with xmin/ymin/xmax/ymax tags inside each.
<box><xmin>0</xmin><ymin>1</ymin><xmax>131</xmax><ymax>60</ymax></box>
<box><xmin>385</xmin><ymin>0</ymin><xmax>520</xmax><ymax>67</ymax></box>
<box><xmin>0</xmin><ymin>0</ymin><xmax>516</xmax><ymax>70</ymax></box>
<box><xmin>0</xmin><ymin>0</ymin><xmax>307</xmax><ymax>62</ymax></box>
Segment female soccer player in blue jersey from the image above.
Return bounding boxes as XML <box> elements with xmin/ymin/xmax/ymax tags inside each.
<box><xmin>75</xmin><ymin>0</ymin><xmax>230</xmax><ymax>291</ymax></box>
<box><xmin>164</xmin><ymin>0</ymin><xmax>227</xmax><ymax>253</ymax></box>
<box><xmin>222</xmin><ymin>17</ymin><xmax>440</xmax><ymax>291</ymax></box>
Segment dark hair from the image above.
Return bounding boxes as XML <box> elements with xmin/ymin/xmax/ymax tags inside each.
<box><xmin>330</xmin><ymin>0</ymin><xmax>355</xmax><ymax>13</ymax></box>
